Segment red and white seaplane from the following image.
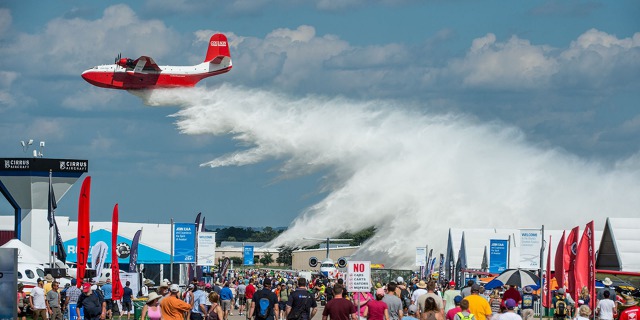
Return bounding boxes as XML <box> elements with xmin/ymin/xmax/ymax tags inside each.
<box><xmin>81</xmin><ymin>33</ymin><xmax>232</xmax><ymax>90</ymax></box>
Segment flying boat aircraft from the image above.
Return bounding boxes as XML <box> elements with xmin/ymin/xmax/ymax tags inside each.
<box><xmin>81</xmin><ymin>33</ymin><xmax>232</xmax><ymax>90</ymax></box>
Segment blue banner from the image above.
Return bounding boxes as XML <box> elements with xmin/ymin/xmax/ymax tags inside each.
<box><xmin>489</xmin><ymin>239</ymin><xmax>508</xmax><ymax>273</ymax></box>
<box><xmin>243</xmin><ymin>245</ymin><xmax>254</xmax><ymax>265</ymax></box>
<box><xmin>174</xmin><ymin>223</ymin><xmax>196</xmax><ymax>263</ymax></box>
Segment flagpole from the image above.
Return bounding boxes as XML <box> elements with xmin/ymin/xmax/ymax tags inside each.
<box><xmin>49</xmin><ymin>170</ymin><xmax>54</xmax><ymax>268</ymax></box>
<box><xmin>170</xmin><ymin>218</ymin><xmax>174</xmax><ymax>283</ymax></box>
<box><xmin>539</xmin><ymin>225</ymin><xmax>545</xmax><ymax>320</ymax></box>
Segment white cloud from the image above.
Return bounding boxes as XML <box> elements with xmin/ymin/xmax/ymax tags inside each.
<box><xmin>0</xmin><ymin>9</ymin><xmax>11</xmax><ymax>37</ymax></box>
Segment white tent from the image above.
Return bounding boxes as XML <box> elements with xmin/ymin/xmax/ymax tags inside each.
<box><xmin>1</xmin><ymin>238</ymin><xmax>50</xmax><ymax>264</ymax></box>
<box><xmin>596</xmin><ymin>217</ymin><xmax>640</xmax><ymax>272</ymax></box>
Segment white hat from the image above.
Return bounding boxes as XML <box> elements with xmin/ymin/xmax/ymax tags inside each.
<box><xmin>169</xmin><ymin>284</ymin><xmax>180</xmax><ymax>292</ymax></box>
<box><xmin>396</xmin><ymin>276</ymin><xmax>404</xmax><ymax>284</ymax></box>
<box><xmin>160</xmin><ymin>280</ymin><xmax>170</xmax><ymax>288</ymax></box>
<box><xmin>602</xmin><ymin>277</ymin><xmax>613</xmax><ymax>286</ymax></box>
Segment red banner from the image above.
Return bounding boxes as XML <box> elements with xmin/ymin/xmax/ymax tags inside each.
<box><xmin>565</xmin><ymin>226</ymin><xmax>580</xmax><ymax>300</ymax></box>
<box><xmin>574</xmin><ymin>221</ymin><xmax>595</xmax><ymax>310</ymax></box>
<box><xmin>76</xmin><ymin>176</ymin><xmax>91</xmax><ymax>287</ymax></box>
<box><xmin>554</xmin><ymin>231</ymin><xmax>566</xmax><ymax>288</ymax></box>
<box><xmin>543</xmin><ymin>235</ymin><xmax>552</xmax><ymax>308</ymax></box>
<box><xmin>111</xmin><ymin>204</ymin><xmax>124</xmax><ymax>300</ymax></box>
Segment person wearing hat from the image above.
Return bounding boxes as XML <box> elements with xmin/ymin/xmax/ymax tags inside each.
<box><xmin>403</xmin><ymin>305</ymin><xmax>419</xmax><ymax>320</ymax></box>
<box><xmin>141</xmin><ymin>278</ymin><xmax>152</xmax><ymax>297</ymax></box>
<box><xmin>463</xmin><ymin>284</ymin><xmax>491</xmax><ymax>320</ymax></box>
<box><xmin>443</xmin><ymin>282</ymin><xmax>461</xmax><ymax>315</ymax></box>
<box><xmin>446</xmin><ymin>296</ymin><xmax>463</xmax><ymax>320</ymax></box>
<box><xmin>499</xmin><ymin>299</ymin><xmax>521</xmax><ymax>320</ymax></box>
<box><xmin>597</xmin><ymin>278</ymin><xmax>618</xmax><ymax>302</ymax></box>
<box><xmin>43</xmin><ymin>274</ymin><xmax>55</xmax><ymax>294</ymax></box>
<box><xmin>160</xmin><ymin>284</ymin><xmax>193</xmax><ymax>320</ymax></box>
<box><xmin>30</xmin><ymin>278</ymin><xmax>48</xmax><ymax>320</ymax></box>
<box><xmin>77</xmin><ymin>282</ymin><xmax>107</xmax><ymax>320</ymax></box>
<box><xmin>618</xmin><ymin>294</ymin><xmax>639</xmax><ymax>320</ymax></box>
<box><xmin>363</xmin><ymin>287</ymin><xmax>389</xmax><ymax>320</ymax></box>
<box><xmin>46</xmin><ymin>281</ymin><xmax>64</xmax><ymax>320</ymax></box>
<box><xmin>412</xmin><ymin>281</ymin><xmax>428</xmax><ymax>306</ymax></box>
<box><xmin>520</xmin><ymin>286</ymin><xmax>536</xmax><ymax>320</ymax></box>
<box><xmin>141</xmin><ymin>292</ymin><xmax>163</xmax><ymax>320</ymax></box>
<box><xmin>158</xmin><ymin>279</ymin><xmax>171</xmax><ymax>297</ymax></box>
<box><xmin>191</xmin><ymin>281</ymin><xmax>208</xmax><ymax>320</ymax></box>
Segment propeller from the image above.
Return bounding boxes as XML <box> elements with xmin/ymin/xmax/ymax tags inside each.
<box><xmin>114</xmin><ymin>53</ymin><xmax>121</xmax><ymax>64</ymax></box>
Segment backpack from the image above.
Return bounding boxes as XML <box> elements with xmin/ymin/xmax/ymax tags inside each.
<box><xmin>258</xmin><ymin>296</ymin><xmax>272</xmax><ymax>318</ymax></box>
<box><xmin>522</xmin><ymin>294</ymin><xmax>533</xmax><ymax>308</ymax></box>
<box><xmin>207</xmin><ymin>304</ymin><xmax>220</xmax><ymax>320</ymax></box>
<box><xmin>400</xmin><ymin>288</ymin><xmax>411</xmax><ymax>309</ymax></box>
<box><xmin>456</xmin><ymin>312</ymin><xmax>475</xmax><ymax>320</ymax></box>
<box><xmin>554</xmin><ymin>296</ymin><xmax>567</xmax><ymax>317</ymax></box>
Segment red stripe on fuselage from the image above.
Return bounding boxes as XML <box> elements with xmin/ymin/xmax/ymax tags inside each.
<box><xmin>81</xmin><ymin>67</ymin><xmax>232</xmax><ymax>90</ymax></box>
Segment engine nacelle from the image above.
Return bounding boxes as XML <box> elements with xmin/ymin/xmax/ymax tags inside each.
<box><xmin>309</xmin><ymin>256</ymin><xmax>318</xmax><ymax>268</ymax></box>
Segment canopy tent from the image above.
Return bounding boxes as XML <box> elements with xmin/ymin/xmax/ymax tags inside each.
<box><xmin>596</xmin><ymin>218</ymin><xmax>640</xmax><ymax>272</ymax></box>
<box><xmin>0</xmin><ymin>238</ymin><xmax>65</xmax><ymax>267</ymax></box>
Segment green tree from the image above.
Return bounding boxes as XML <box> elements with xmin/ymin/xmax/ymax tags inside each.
<box><xmin>276</xmin><ymin>246</ymin><xmax>296</xmax><ymax>266</ymax></box>
<box><xmin>260</xmin><ymin>252</ymin><xmax>274</xmax><ymax>266</ymax></box>
<box><xmin>229</xmin><ymin>256</ymin><xmax>243</xmax><ymax>266</ymax></box>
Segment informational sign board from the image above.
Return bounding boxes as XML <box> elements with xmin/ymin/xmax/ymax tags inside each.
<box><xmin>197</xmin><ymin>232</ymin><xmax>216</xmax><ymax>266</ymax></box>
<box><xmin>415</xmin><ymin>247</ymin><xmax>427</xmax><ymax>266</ymax></box>
<box><xmin>489</xmin><ymin>239</ymin><xmax>508</xmax><ymax>273</ymax></box>
<box><xmin>347</xmin><ymin>261</ymin><xmax>371</xmax><ymax>292</ymax></box>
<box><xmin>0</xmin><ymin>248</ymin><xmax>17</xmax><ymax>320</ymax></box>
<box><xmin>243</xmin><ymin>246</ymin><xmax>255</xmax><ymax>265</ymax></box>
<box><xmin>173</xmin><ymin>223</ymin><xmax>196</xmax><ymax>263</ymax></box>
<box><xmin>519</xmin><ymin>229</ymin><xmax>542</xmax><ymax>269</ymax></box>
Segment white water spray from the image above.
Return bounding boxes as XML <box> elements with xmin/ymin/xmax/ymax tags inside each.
<box><xmin>145</xmin><ymin>85</ymin><xmax>640</xmax><ymax>268</ymax></box>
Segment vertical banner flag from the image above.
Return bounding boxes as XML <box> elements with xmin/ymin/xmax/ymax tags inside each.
<box><xmin>129</xmin><ymin>229</ymin><xmax>142</xmax><ymax>273</ymax></box>
<box><xmin>542</xmin><ymin>235</ymin><xmax>552</xmax><ymax>308</ymax></box>
<box><xmin>574</xmin><ymin>221</ymin><xmax>595</xmax><ymax>310</ymax></box>
<box><xmin>173</xmin><ymin>223</ymin><xmax>196</xmax><ymax>263</ymax></box>
<box><xmin>438</xmin><ymin>254</ymin><xmax>445</xmax><ymax>281</ymax></box>
<box><xmin>111</xmin><ymin>204</ymin><xmax>123</xmax><ymax>300</ymax></box>
<box><xmin>416</xmin><ymin>247</ymin><xmax>427</xmax><ymax>266</ymax></box>
<box><xmin>77</xmin><ymin>176</ymin><xmax>91</xmax><ymax>287</ymax></box>
<box><xmin>565</xmin><ymin>226</ymin><xmax>580</xmax><ymax>299</ymax></box>
<box><xmin>201</xmin><ymin>217</ymin><xmax>206</xmax><ymax>232</ymax></box>
<box><xmin>197</xmin><ymin>232</ymin><xmax>216</xmax><ymax>266</ymax></box>
<box><xmin>519</xmin><ymin>229</ymin><xmax>542</xmax><ymax>269</ymax></box>
<box><xmin>243</xmin><ymin>246</ymin><xmax>255</xmax><ymax>265</ymax></box>
<box><xmin>429</xmin><ymin>256</ymin><xmax>437</xmax><ymax>276</ymax></box>
<box><xmin>90</xmin><ymin>241</ymin><xmax>108</xmax><ymax>283</ymax></box>
<box><xmin>489</xmin><ymin>239</ymin><xmax>508</xmax><ymax>273</ymax></box>
<box><xmin>220</xmin><ymin>257</ymin><xmax>231</xmax><ymax>281</ymax></box>
<box><xmin>48</xmin><ymin>171</ymin><xmax>67</xmax><ymax>263</ymax></box>
<box><xmin>554</xmin><ymin>231</ymin><xmax>566</xmax><ymax>288</ymax></box>
<box><xmin>194</xmin><ymin>212</ymin><xmax>202</xmax><ymax>234</ymax></box>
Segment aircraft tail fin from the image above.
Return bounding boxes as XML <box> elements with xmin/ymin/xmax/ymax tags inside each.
<box><xmin>204</xmin><ymin>33</ymin><xmax>231</xmax><ymax>64</ymax></box>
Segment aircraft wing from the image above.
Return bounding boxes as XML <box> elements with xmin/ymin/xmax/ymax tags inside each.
<box><xmin>132</xmin><ymin>56</ymin><xmax>161</xmax><ymax>72</ymax></box>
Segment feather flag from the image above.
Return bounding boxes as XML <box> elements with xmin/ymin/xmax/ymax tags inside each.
<box><xmin>129</xmin><ymin>229</ymin><xmax>142</xmax><ymax>273</ymax></box>
<box><xmin>48</xmin><ymin>171</ymin><xmax>67</xmax><ymax>263</ymax></box>
<box><xmin>574</xmin><ymin>221</ymin><xmax>595</xmax><ymax>310</ymax></box>
<box><xmin>111</xmin><ymin>204</ymin><xmax>124</xmax><ymax>300</ymax></box>
<box><xmin>554</xmin><ymin>231</ymin><xmax>565</xmax><ymax>288</ymax></box>
<box><xmin>195</xmin><ymin>212</ymin><xmax>202</xmax><ymax>233</ymax></box>
<box><xmin>542</xmin><ymin>235</ymin><xmax>552</xmax><ymax>308</ymax></box>
<box><xmin>565</xmin><ymin>226</ymin><xmax>579</xmax><ymax>300</ymax></box>
<box><xmin>76</xmin><ymin>176</ymin><xmax>91</xmax><ymax>287</ymax></box>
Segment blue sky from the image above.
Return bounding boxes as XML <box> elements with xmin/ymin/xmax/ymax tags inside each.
<box><xmin>1</xmin><ymin>0</ymin><xmax>639</xmax><ymax>243</ymax></box>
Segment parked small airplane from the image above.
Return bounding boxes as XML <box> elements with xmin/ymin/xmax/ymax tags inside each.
<box><xmin>81</xmin><ymin>33</ymin><xmax>232</xmax><ymax>90</ymax></box>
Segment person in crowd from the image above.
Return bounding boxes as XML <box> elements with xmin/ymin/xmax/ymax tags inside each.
<box><xmin>184</xmin><ymin>284</ymin><xmax>195</xmax><ymax>319</ymax></box>
<box><xmin>443</xmin><ymin>282</ymin><xmax>461</xmax><ymax>314</ymax></box>
<box><xmin>249</xmin><ymin>278</ymin><xmax>279</xmax><ymax>320</ymax></box>
<box><xmin>596</xmin><ymin>290</ymin><xmax>617</xmax><ymax>320</ymax></box>
<box><xmin>383</xmin><ymin>282</ymin><xmax>404</xmax><ymax>320</ymax></box>
<box><xmin>31</xmin><ymin>278</ymin><xmax>48</xmax><ymax>320</ymax></box>
<box><xmin>553</xmin><ymin>288</ymin><xmax>573</xmax><ymax>320</ymax></box>
<box><xmin>238</xmin><ymin>278</ymin><xmax>248</xmax><ymax>316</ymax></box>
<box><xmin>454</xmin><ymin>299</ymin><xmax>475</xmax><ymax>320</ymax></box>
<box><xmin>141</xmin><ymin>292</ymin><xmax>163</xmax><ymax>320</ymax></box>
<box><xmin>519</xmin><ymin>286</ymin><xmax>536</xmax><ymax>320</ymax></box>
<box><xmin>461</xmin><ymin>281</ymin><xmax>475</xmax><ymax>299</ymax></box>
<box><xmin>122</xmin><ymin>281</ymin><xmax>134</xmax><ymax>319</ymax></box>
<box><xmin>502</xmin><ymin>287</ymin><xmax>520</xmax><ymax>307</ymax></box>
<box><xmin>65</xmin><ymin>279</ymin><xmax>82</xmax><ymax>309</ymax></box>
<box><xmin>221</xmin><ymin>282</ymin><xmax>235</xmax><ymax>320</ymax></box>
<box><xmin>158</xmin><ymin>280</ymin><xmax>171</xmax><ymax>298</ymax></box>
<box><xmin>44</xmin><ymin>274</ymin><xmax>55</xmax><ymax>294</ymax></box>
<box><xmin>489</xmin><ymin>290</ymin><xmax>502</xmax><ymax>315</ymax></box>
<box><xmin>161</xmin><ymin>284</ymin><xmax>194</xmax><ymax>320</ymax></box>
<box><xmin>413</xmin><ymin>281</ymin><xmax>428</xmax><ymax>305</ymax></box>
<box><xmin>574</xmin><ymin>305</ymin><xmax>591</xmax><ymax>320</ymax></box>
<box><xmin>353</xmin><ymin>287</ymin><xmax>373</xmax><ymax>320</ymax></box>
<box><xmin>191</xmin><ymin>281</ymin><xmax>208</xmax><ymax>320</ymax></box>
<box><xmin>17</xmin><ymin>282</ymin><xmax>28</xmax><ymax>320</ymax></box>
<box><xmin>101</xmin><ymin>278</ymin><xmax>113</xmax><ymax>319</ymax></box>
<box><xmin>498</xmin><ymin>299</ymin><xmax>521</xmax><ymax>320</ymax></box>
<box><xmin>597</xmin><ymin>278</ymin><xmax>617</xmax><ymax>302</ymax></box>
<box><xmin>403</xmin><ymin>305</ymin><xmax>419</xmax><ymax>320</ymax></box>
<box><xmin>366</xmin><ymin>288</ymin><xmax>390</xmax><ymax>320</ymax></box>
<box><xmin>46</xmin><ymin>281</ymin><xmax>64</xmax><ymax>320</ymax></box>
<box><xmin>421</xmin><ymin>297</ymin><xmax>443</xmax><ymax>320</ymax></box>
<box><xmin>464</xmin><ymin>284</ymin><xmax>492</xmax><ymax>320</ymax></box>
<box><xmin>77</xmin><ymin>282</ymin><xmax>107</xmax><ymax>320</ymax></box>
<box><xmin>247</xmin><ymin>278</ymin><xmax>258</xmax><ymax>309</ymax></box>
<box><xmin>618</xmin><ymin>294</ymin><xmax>640</xmax><ymax>320</ymax></box>
<box><xmin>418</xmin><ymin>281</ymin><xmax>444</xmax><ymax>318</ymax></box>
<box><xmin>277</xmin><ymin>283</ymin><xmax>291</xmax><ymax>320</ymax></box>
<box><xmin>578</xmin><ymin>287</ymin><xmax>590</xmax><ymax>309</ymax></box>
<box><xmin>446</xmin><ymin>296</ymin><xmax>463</xmax><ymax>320</ymax></box>
<box><xmin>286</xmin><ymin>277</ymin><xmax>318</xmax><ymax>320</ymax></box>
<box><xmin>208</xmin><ymin>292</ymin><xmax>226</xmax><ymax>320</ymax></box>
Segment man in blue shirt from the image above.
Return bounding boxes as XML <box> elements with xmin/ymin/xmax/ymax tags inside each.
<box><xmin>220</xmin><ymin>282</ymin><xmax>235</xmax><ymax>320</ymax></box>
<box><xmin>102</xmin><ymin>279</ymin><xmax>113</xmax><ymax>319</ymax></box>
<box><xmin>191</xmin><ymin>281</ymin><xmax>208</xmax><ymax>320</ymax></box>
<box><xmin>122</xmin><ymin>281</ymin><xmax>134</xmax><ymax>320</ymax></box>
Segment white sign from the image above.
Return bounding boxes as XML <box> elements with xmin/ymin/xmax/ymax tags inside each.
<box><xmin>347</xmin><ymin>261</ymin><xmax>371</xmax><ymax>292</ymax></box>
<box><xmin>197</xmin><ymin>232</ymin><xmax>216</xmax><ymax>266</ymax></box>
<box><xmin>416</xmin><ymin>247</ymin><xmax>427</xmax><ymax>266</ymax></box>
<box><xmin>519</xmin><ymin>229</ymin><xmax>542</xmax><ymax>269</ymax></box>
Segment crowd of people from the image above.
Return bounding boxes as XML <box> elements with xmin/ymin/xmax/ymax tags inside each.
<box><xmin>17</xmin><ymin>271</ymin><xmax>640</xmax><ymax>320</ymax></box>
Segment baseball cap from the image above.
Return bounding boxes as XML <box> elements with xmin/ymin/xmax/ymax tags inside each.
<box><xmin>408</xmin><ymin>305</ymin><xmax>418</xmax><ymax>315</ymax></box>
<box><xmin>396</xmin><ymin>276</ymin><xmax>404</xmax><ymax>284</ymax></box>
<box><xmin>82</xmin><ymin>282</ymin><xmax>92</xmax><ymax>293</ymax></box>
<box><xmin>170</xmin><ymin>284</ymin><xmax>180</xmax><ymax>292</ymax></box>
<box><xmin>471</xmin><ymin>283</ymin><xmax>481</xmax><ymax>292</ymax></box>
<box><xmin>376</xmin><ymin>288</ymin><xmax>385</xmax><ymax>296</ymax></box>
<box><xmin>206</xmin><ymin>283</ymin><xmax>212</xmax><ymax>288</ymax></box>
<box><xmin>505</xmin><ymin>298</ymin><xmax>517</xmax><ymax>309</ymax></box>
<box><xmin>454</xmin><ymin>296</ymin><xmax>463</xmax><ymax>304</ymax></box>
<box><xmin>160</xmin><ymin>280</ymin><xmax>170</xmax><ymax>288</ymax></box>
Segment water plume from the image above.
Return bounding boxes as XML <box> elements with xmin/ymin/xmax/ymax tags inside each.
<box><xmin>145</xmin><ymin>84</ymin><xmax>640</xmax><ymax>268</ymax></box>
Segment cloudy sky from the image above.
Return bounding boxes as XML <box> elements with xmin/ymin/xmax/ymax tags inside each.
<box><xmin>1</xmin><ymin>0</ymin><xmax>639</xmax><ymax>240</ymax></box>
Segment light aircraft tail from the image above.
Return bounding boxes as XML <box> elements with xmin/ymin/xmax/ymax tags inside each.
<box><xmin>204</xmin><ymin>33</ymin><xmax>231</xmax><ymax>64</ymax></box>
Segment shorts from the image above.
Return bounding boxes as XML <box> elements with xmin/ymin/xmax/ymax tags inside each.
<box><xmin>278</xmin><ymin>302</ymin><xmax>287</xmax><ymax>311</ymax></box>
<box><xmin>222</xmin><ymin>300</ymin><xmax>232</xmax><ymax>311</ymax></box>
<box><xmin>105</xmin><ymin>299</ymin><xmax>114</xmax><ymax>311</ymax></box>
<box><xmin>239</xmin><ymin>294</ymin><xmax>247</xmax><ymax>305</ymax></box>
<box><xmin>33</xmin><ymin>309</ymin><xmax>48</xmax><ymax>320</ymax></box>
<box><xmin>122</xmin><ymin>301</ymin><xmax>132</xmax><ymax>313</ymax></box>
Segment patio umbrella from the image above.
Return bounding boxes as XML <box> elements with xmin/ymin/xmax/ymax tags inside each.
<box><xmin>488</xmin><ymin>269</ymin><xmax>540</xmax><ymax>288</ymax></box>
